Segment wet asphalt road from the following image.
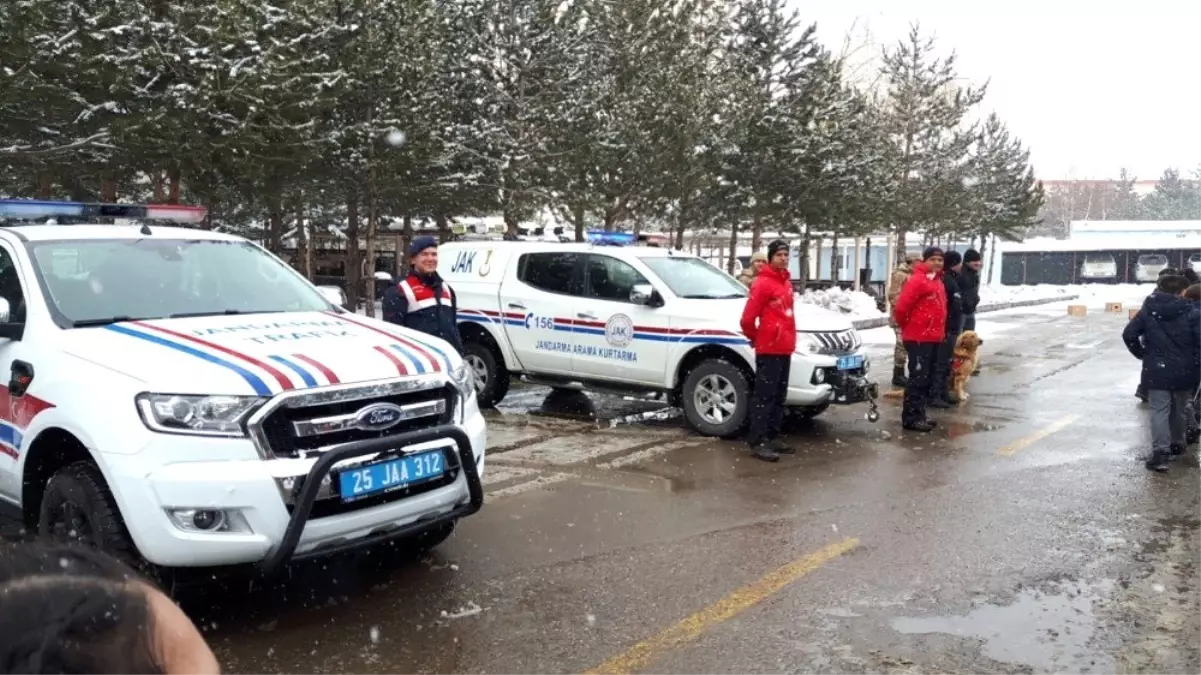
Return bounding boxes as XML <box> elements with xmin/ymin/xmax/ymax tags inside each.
<box><xmin>192</xmin><ymin>300</ymin><xmax>1195</xmax><ymax>673</ymax></box>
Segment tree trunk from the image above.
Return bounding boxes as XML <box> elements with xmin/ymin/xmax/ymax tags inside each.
<box><xmin>166</xmin><ymin>167</ymin><xmax>181</xmax><ymax>204</ymax></box>
<box><xmin>364</xmin><ymin>181</ymin><xmax>378</xmax><ymax>317</ymax></box>
<box><xmin>503</xmin><ymin>209</ymin><xmax>520</xmax><ymax>240</ymax></box>
<box><xmin>799</xmin><ymin>223</ymin><xmax>811</xmax><ymax>285</ymax></box>
<box><xmin>726</xmin><ymin>221</ymin><xmax>739</xmax><ymax>275</ymax></box>
<box><xmin>152</xmin><ymin>171</ymin><xmax>165</xmax><ymax>202</ymax></box>
<box><xmin>399</xmin><ymin>214</ymin><xmax>413</xmax><ymax>277</ymax></box>
<box><xmin>573</xmin><ymin>202</ymin><xmax>586</xmax><ymax>243</ymax></box>
<box><xmin>345</xmin><ymin>194</ymin><xmax>362</xmax><ymax>309</ymax></box>
<box><xmin>35</xmin><ymin>172</ymin><xmax>52</xmax><ymax>199</ymax></box>
<box><xmin>295</xmin><ymin>202</ymin><xmax>311</xmax><ymax>280</ymax></box>
<box><xmin>750</xmin><ymin>209</ymin><xmax>763</xmax><ymax>253</ymax></box>
<box><xmin>672</xmin><ymin>199</ymin><xmax>688</xmax><ymax>250</ymax></box>
<box><xmin>100</xmin><ymin>172</ymin><xmax>117</xmax><ymax>202</ymax></box>
<box><xmin>830</xmin><ymin>232</ymin><xmax>840</xmax><ymax>282</ymax></box>
<box><xmin>986</xmin><ymin>234</ymin><xmax>998</xmax><ymax>285</ymax></box>
<box><xmin>266</xmin><ymin>197</ymin><xmax>284</xmax><ymax>254</ymax></box>
<box><xmin>435</xmin><ymin>212</ymin><xmax>451</xmax><ymax>243</ymax></box>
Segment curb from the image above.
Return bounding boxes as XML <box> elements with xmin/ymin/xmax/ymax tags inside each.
<box><xmin>849</xmin><ymin>294</ymin><xmax>1081</xmax><ymax>330</ymax></box>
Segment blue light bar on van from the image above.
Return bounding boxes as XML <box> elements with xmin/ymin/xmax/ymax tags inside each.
<box><xmin>0</xmin><ymin>199</ymin><xmax>207</xmax><ymax>224</ymax></box>
<box><xmin>586</xmin><ymin>230</ymin><xmax>636</xmax><ymax>246</ymax></box>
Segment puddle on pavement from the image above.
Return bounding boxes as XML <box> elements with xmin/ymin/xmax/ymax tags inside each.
<box><xmin>891</xmin><ymin>579</ymin><xmax>1116</xmax><ymax>673</ymax></box>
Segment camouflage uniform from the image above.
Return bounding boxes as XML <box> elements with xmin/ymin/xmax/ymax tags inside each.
<box><xmin>887</xmin><ymin>260</ymin><xmax>914</xmax><ymax>377</ymax></box>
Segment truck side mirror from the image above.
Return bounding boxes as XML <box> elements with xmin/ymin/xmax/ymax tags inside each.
<box><xmin>630</xmin><ymin>283</ymin><xmax>660</xmax><ymax>306</ymax></box>
<box><xmin>0</xmin><ymin>297</ymin><xmax>10</xmax><ymax>323</ymax></box>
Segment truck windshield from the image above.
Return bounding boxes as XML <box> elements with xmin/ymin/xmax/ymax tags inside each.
<box><xmin>29</xmin><ymin>239</ymin><xmax>331</xmax><ymax>326</ymax></box>
<box><xmin>639</xmin><ymin>256</ymin><xmax>748</xmax><ymax>299</ymax></box>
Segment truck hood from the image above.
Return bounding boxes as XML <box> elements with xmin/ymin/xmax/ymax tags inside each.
<box><xmin>60</xmin><ymin>311</ymin><xmax>461</xmax><ymax>396</ymax></box>
<box><xmin>668</xmin><ymin>297</ymin><xmax>854</xmax><ymax>333</ymax></box>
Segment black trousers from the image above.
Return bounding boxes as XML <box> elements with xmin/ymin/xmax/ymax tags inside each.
<box><xmin>747</xmin><ymin>354</ymin><xmax>791</xmax><ymax>446</ymax></box>
<box><xmin>930</xmin><ymin>329</ymin><xmax>961</xmax><ymax>401</ymax></box>
<box><xmin>902</xmin><ymin>342</ymin><xmax>939</xmax><ymax>425</ymax></box>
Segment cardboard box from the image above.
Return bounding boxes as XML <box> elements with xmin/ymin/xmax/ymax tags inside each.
<box><xmin>1068</xmin><ymin>305</ymin><xmax>1087</xmax><ymax>317</ymax></box>
<box><xmin>1106</xmin><ymin>302</ymin><xmax>1122</xmax><ymax>313</ymax></box>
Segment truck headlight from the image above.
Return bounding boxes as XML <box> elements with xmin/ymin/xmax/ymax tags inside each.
<box><xmin>449</xmin><ymin>363</ymin><xmax>474</xmax><ymax>401</ymax></box>
<box><xmin>136</xmin><ymin>394</ymin><xmax>263</xmax><ymax>437</ymax></box>
<box><xmin>795</xmin><ymin>333</ymin><xmax>821</xmax><ymax>355</ymax></box>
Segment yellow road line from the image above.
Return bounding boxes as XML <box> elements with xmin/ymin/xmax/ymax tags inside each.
<box><xmin>586</xmin><ymin>537</ymin><xmax>859</xmax><ymax>675</ymax></box>
<box><xmin>996</xmin><ymin>414</ymin><xmax>1080</xmax><ymax>456</ymax></box>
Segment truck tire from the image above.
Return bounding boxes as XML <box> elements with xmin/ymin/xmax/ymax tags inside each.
<box><xmin>791</xmin><ymin>403</ymin><xmax>830</xmax><ymax>419</ymax></box>
<box><xmin>463</xmin><ymin>341</ymin><xmax>510</xmax><ymax>408</ymax></box>
<box><xmin>681</xmin><ymin>359</ymin><xmax>751</xmax><ymax>438</ymax></box>
<box><xmin>38</xmin><ymin>461</ymin><xmax>137</xmax><ymax>563</ymax></box>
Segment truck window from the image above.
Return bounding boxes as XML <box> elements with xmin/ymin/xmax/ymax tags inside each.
<box><xmin>517</xmin><ymin>252</ymin><xmax>580</xmax><ymax>295</ymax></box>
<box><xmin>585</xmin><ymin>254</ymin><xmax>649</xmax><ymax>303</ymax></box>
<box><xmin>0</xmin><ymin>246</ymin><xmax>27</xmax><ymax>323</ymax></box>
<box><xmin>29</xmin><ymin>239</ymin><xmax>330</xmax><ymax>325</ymax></box>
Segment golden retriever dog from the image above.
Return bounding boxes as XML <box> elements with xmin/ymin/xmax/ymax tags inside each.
<box><xmin>949</xmin><ymin>330</ymin><xmax>983</xmax><ymax>403</ymax></box>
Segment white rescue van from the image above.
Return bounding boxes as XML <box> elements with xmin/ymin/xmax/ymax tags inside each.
<box><xmin>440</xmin><ymin>237</ymin><xmax>879</xmax><ymax>438</ymax></box>
<box><xmin>1079</xmin><ymin>253</ymin><xmax>1118</xmax><ymax>283</ymax></box>
<box><xmin>0</xmin><ymin>200</ymin><xmax>484</xmax><ymax>572</ymax></box>
<box><xmin>1135</xmin><ymin>254</ymin><xmax>1169</xmax><ymax>282</ymax></box>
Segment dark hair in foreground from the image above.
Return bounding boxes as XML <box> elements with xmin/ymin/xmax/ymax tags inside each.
<box><xmin>1157</xmin><ymin>274</ymin><xmax>1189</xmax><ymax>295</ymax></box>
<box><xmin>0</xmin><ymin>543</ymin><xmax>163</xmax><ymax>674</ymax></box>
<box><xmin>1186</xmin><ymin>283</ymin><xmax>1201</xmax><ymax>302</ymax></box>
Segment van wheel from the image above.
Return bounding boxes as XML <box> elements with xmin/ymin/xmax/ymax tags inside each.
<box><xmin>39</xmin><ymin>461</ymin><xmax>137</xmax><ymax>563</ymax></box>
<box><xmin>681</xmin><ymin>359</ymin><xmax>750</xmax><ymax>438</ymax></box>
<box><xmin>463</xmin><ymin>341</ymin><xmax>509</xmax><ymax>407</ymax></box>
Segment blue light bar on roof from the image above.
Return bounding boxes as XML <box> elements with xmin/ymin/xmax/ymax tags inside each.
<box><xmin>586</xmin><ymin>230</ymin><xmax>636</xmax><ymax>246</ymax></box>
<box><xmin>0</xmin><ymin>199</ymin><xmax>207</xmax><ymax>224</ymax></box>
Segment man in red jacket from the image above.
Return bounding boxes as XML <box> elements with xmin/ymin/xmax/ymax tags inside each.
<box><xmin>892</xmin><ymin>246</ymin><xmax>948</xmax><ymax>432</ymax></box>
<box><xmin>740</xmin><ymin>240</ymin><xmax>797</xmax><ymax>461</ymax></box>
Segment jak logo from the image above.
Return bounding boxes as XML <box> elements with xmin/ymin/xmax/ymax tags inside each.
<box><xmin>451</xmin><ymin>250</ymin><xmax>477</xmax><ymax>274</ymax></box>
<box><xmin>605</xmin><ymin>313</ymin><xmax>634</xmax><ymax>348</ymax></box>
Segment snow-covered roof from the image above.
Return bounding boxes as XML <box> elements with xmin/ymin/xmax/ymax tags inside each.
<box><xmin>1001</xmin><ymin>234</ymin><xmax>1201</xmax><ymax>253</ymax></box>
<box><xmin>1071</xmin><ymin>220</ymin><xmax>1201</xmax><ymax>234</ymax></box>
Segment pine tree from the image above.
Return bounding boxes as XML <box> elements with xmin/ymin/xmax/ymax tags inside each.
<box><xmin>878</xmin><ymin>24</ymin><xmax>985</xmax><ymax>262</ymax></box>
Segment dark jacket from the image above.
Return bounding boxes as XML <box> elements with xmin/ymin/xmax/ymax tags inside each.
<box><xmin>960</xmin><ymin>266</ymin><xmax>981</xmax><ymax>315</ymax></box>
<box><xmin>1122</xmin><ymin>291</ymin><xmax>1201</xmax><ymax>391</ymax></box>
<box><xmin>382</xmin><ymin>271</ymin><xmax>464</xmax><ymax>354</ymax></box>
<box><xmin>893</xmin><ymin>262</ymin><xmax>947</xmax><ymax>343</ymax></box>
<box><xmin>942</xmin><ymin>268</ymin><xmax>964</xmax><ymax>334</ymax></box>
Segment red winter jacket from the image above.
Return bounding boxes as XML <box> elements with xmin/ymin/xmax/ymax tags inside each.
<box><xmin>893</xmin><ymin>262</ymin><xmax>947</xmax><ymax>343</ymax></box>
<box><xmin>740</xmin><ymin>265</ymin><xmax>797</xmax><ymax>355</ymax></box>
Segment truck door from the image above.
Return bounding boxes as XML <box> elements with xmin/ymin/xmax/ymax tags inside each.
<box><xmin>572</xmin><ymin>253</ymin><xmax>668</xmax><ymax>386</ymax></box>
<box><xmin>0</xmin><ymin>241</ymin><xmax>37</xmax><ymax>500</ymax></box>
<box><xmin>499</xmin><ymin>251</ymin><xmax>584</xmax><ymax>376</ymax></box>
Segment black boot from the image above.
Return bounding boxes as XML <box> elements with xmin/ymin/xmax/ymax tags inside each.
<box><xmin>892</xmin><ymin>366</ymin><xmax>908</xmax><ymax>388</ymax></box>
<box><xmin>750</xmin><ymin>444</ymin><xmax>780</xmax><ymax>462</ymax></box>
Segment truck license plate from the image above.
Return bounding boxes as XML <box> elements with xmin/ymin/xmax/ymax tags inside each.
<box><xmin>337</xmin><ymin>450</ymin><xmax>445</xmax><ymax>503</ymax></box>
<box><xmin>837</xmin><ymin>354</ymin><xmax>864</xmax><ymax>371</ymax></box>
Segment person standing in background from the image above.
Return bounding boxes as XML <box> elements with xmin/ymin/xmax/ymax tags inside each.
<box><xmin>887</xmin><ymin>255</ymin><xmax>917</xmax><ymax>388</ymax></box>
<box><xmin>738</xmin><ymin>251</ymin><xmax>767</xmax><ymax>288</ymax></box>
<box><xmin>740</xmin><ymin>240</ymin><xmax>797</xmax><ymax>462</ymax></box>
<box><xmin>929</xmin><ymin>251</ymin><xmax>965</xmax><ymax>407</ymax></box>
<box><xmin>960</xmin><ymin>249</ymin><xmax>983</xmax><ymax>375</ymax></box>
<box><xmin>382</xmin><ymin>235</ymin><xmax>464</xmax><ymax>354</ymax></box>
<box><xmin>893</xmin><ymin>247</ymin><xmax>948</xmax><ymax>432</ymax></box>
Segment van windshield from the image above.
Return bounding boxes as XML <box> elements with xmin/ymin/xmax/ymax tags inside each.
<box><xmin>1083</xmin><ymin>254</ymin><xmax>1114</xmax><ymax>264</ymax></box>
<box><xmin>1138</xmin><ymin>254</ymin><xmax>1168</xmax><ymax>265</ymax></box>
<box><xmin>29</xmin><ymin>239</ymin><xmax>331</xmax><ymax>327</ymax></box>
<box><xmin>639</xmin><ymin>256</ymin><xmax>748</xmax><ymax>299</ymax></box>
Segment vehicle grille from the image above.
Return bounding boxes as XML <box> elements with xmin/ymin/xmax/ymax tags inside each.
<box><xmin>807</xmin><ymin>329</ymin><xmax>861</xmax><ymax>355</ymax></box>
<box><xmin>260</xmin><ymin>384</ymin><xmax>456</xmax><ymax>459</ymax></box>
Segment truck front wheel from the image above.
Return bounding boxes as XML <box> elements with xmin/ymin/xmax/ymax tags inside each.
<box><xmin>463</xmin><ymin>341</ymin><xmax>510</xmax><ymax>408</ymax></box>
<box><xmin>681</xmin><ymin>359</ymin><xmax>751</xmax><ymax>438</ymax></box>
<box><xmin>39</xmin><ymin>461</ymin><xmax>137</xmax><ymax>562</ymax></box>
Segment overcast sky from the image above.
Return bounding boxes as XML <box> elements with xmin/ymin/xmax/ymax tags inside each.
<box><xmin>790</xmin><ymin>0</ymin><xmax>1201</xmax><ymax>181</ymax></box>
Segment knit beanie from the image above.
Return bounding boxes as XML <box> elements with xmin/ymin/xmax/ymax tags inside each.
<box><xmin>408</xmin><ymin>235</ymin><xmax>438</xmax><ymax>259</ymax></box>
<box><xmin>767</xmin><ymin>240</ymin><xmax>789</xmax><ymax>259</ymax></box>
<box><xmin>944</xmin><ymin>250</ymin><xmax>962</xmax><ymax>268</ymax></box>
<box><xmin>922</xmin><ymin>246</ymin><xmax>944</xmax><ymax>261</ymax></box>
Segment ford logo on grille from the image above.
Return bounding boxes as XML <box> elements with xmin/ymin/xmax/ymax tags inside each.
<box><xmin>353</xmin><ymin>403</ymin><xmax>406</xmax><ymax>431</ymax></box>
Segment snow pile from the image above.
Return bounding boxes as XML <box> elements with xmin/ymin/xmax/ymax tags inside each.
<box><xmin>797</xmin><ymin>287</ymin><xmax>885</xmax><ymax>319</ymax></box>
<box><xmin>982</xmin><ymin>283</ymin><xmax>1154</xmax><ymax>308</ymax></box>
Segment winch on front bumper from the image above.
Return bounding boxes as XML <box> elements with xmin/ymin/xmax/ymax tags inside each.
<box><xmin>822</xmin><ymin>366</ymin><xmax>881</xmax><ymax>423</ymax></box>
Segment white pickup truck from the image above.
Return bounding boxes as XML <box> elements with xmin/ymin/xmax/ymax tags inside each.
<box><xmin>440</xmin><ymin>238</ymin><xmax>878</xmax><ymax>437</ymax></box>
<box><xmin>0</xmin><ymin>199</ymin><xmax>484</xmax><ymax>572</ymax></box>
